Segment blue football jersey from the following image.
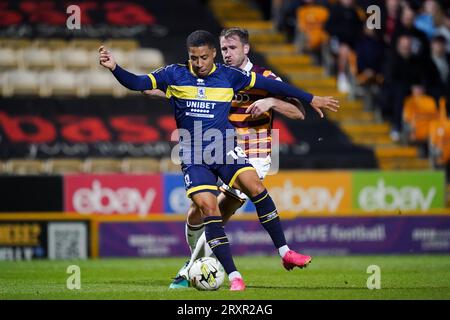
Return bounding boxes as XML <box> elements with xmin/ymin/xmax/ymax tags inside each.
<box><xmin>147</xmin><ymin>63</ymin><xmax>256</xmax><ymax>165</ymax></box>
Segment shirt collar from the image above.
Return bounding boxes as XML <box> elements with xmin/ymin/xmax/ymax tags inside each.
<box><xmin>242</xmin><ymin>59</ymin><xmax>253</xmax><ymax>72</ymax></box>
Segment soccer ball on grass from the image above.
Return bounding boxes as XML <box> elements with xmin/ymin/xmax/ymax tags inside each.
<box><xmin>188</xmin><ymin>257</ymin><xmax>225</xmax><ymax>291</ymax></box>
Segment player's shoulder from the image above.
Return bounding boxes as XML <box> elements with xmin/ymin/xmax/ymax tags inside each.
<box><xmin>252</xmin><ymin>64</ymin><xmax>281</xmax><ymax>80</ymax></box>
<box><xmin>218</xmin><ymin>63</ymin><xmax>252</xmax><ymax>77</ymax></box>
<box><xmin>152</xmin><ymin>63</ymin><xmax>186</xmax><ymax>74</ymax></box>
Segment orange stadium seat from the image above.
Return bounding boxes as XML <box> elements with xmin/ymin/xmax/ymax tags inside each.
<box><xmin>296</xmin><ymin>5</ymin><xmax>329</xmax><ymax>51</ymax></box>
<box><xmin>402</xmin><ymin>95</ymin><xmax>440</xmax><ymax>143</ymax></box>
<box><xmin>429</xmin><ymin>98</ymin><xmax>450</xmax><ymax>167</ymax></box>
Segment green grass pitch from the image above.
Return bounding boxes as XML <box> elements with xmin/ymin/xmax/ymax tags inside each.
<box><xmin>1</xmin><ymin>255</ymin><xmax>450</xmax><ymax>300</ymax></box>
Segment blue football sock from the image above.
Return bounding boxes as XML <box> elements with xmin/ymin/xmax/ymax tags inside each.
<box><xmin>251</xmin><ymin>189</ymin><xmax>287</xmax><ymax>249</ymax></box>
<box><xmin>204</xmin><ymin>216</ymin><xmax>237</xmax><ymax>275</ymax></box>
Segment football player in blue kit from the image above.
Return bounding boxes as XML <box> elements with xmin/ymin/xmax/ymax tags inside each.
<box><xmin>99</xmin><ymin>30</ymin><xmax>339</xmax><ymax>291</ymax></box>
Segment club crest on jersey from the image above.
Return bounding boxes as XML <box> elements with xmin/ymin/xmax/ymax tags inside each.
<box><xmin>197</xmin><ymin>87</ymin><xmax>206</xmax><ymax>99</ymax></box>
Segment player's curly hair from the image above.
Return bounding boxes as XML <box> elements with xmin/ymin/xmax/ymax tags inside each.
<box><xmin>186</xmin><ymin>30</ymin><xmax>216</xmax><ymax>49</ymax></box>
<box><xmin>220</xmin><ymin>27</ymin><xmax>249</xmax><ymax>44</ymax></box>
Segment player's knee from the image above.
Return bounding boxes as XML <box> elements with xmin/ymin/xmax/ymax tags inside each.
<box><xmin>187</xmin><ymin>203</ymin><xmax>203</xmax><ymax>224</ymax></box>
<box><xmin>196</xmin><ymin>200</ymin><xmax>220</xmax><ymax>218</ymax></box>
<box><xmin>248</xmin><ymin>182</ymin><xmax>266</xmax><ymax>198</ymax></box>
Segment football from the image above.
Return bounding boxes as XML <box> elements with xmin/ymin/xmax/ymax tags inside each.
<box><xmin>188</xmin><ymin>257</ymin><xmax>225</xmax><ymax>291</ymax></box>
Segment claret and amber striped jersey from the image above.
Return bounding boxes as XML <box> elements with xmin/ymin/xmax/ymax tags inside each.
<box><xmin>229</xmin><ymin>60</ymin><xmax>281</xmax><ymax>158</ymax></box>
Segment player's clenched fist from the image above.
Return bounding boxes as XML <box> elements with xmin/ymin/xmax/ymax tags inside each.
<box><xmin>98</xmin><ymin>46</ymin><xmax>116</xmax><ymax>70</ymax></box>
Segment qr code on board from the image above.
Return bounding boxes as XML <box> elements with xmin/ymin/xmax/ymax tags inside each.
<box><xmin>48</xmin><ymin>223</ymin><xmax>87</xmax><ymax>259</ymax></box>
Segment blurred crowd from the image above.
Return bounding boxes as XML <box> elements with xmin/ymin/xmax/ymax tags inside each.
<box><xmin>266</xmin><ymin>0</ymin><xmax>450</xmax><ymax>141</ymax></box>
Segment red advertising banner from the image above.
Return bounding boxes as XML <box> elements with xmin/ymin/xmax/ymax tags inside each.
<box><xmin>64</xmin><ymin>174</ymin><xmax>163</xmax><ymax>217</ymax></box>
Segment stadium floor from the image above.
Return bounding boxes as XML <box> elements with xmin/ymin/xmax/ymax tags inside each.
<box><xmin>1</xmin><ymin>255</ymin><xmax>449</xmax><ymax>300</ymax></box>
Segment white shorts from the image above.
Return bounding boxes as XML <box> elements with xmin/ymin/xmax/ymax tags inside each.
<box><xmin>219</xmin><ymin>155</ymin><xmax>271</xmax><ymax>201</ymax></box>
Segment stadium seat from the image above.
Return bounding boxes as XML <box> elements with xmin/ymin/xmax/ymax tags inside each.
<box><xmin>402</xmin><ymin>95</ymin><xmax>440</xmax><ymax>143</ymax></box>
<box><xmin>34</xmin><ymin>38</ymin><xmax>68</xmax><ymax>50</ymax></box>
<box><xmin>0</xmin><ymin>38</ymin><xmax>32</xmax><ymax>50</ymax></box>
<box><xmin>82</xmin><ymin>70</ymin><xmax>116</xmax><ymax>96</ymax></box>
<box><xmin>44</xmin><ymin>158</ymin><xmax>84</xmax><ymax>174</ymax></box>
<box><xmin>59</xmin><ymin>48</ymin><xmax>91</xmax><ymax>70</ymax></box>
<box><xmin>296</xmin><ymin>5</ymin><xmax>329</xmax><ymax>52</ymax></box>
<box><xmin>104</xmin><ymin>39</ymin><xmax>139</xmax><ymax>51</ymax></box>
<box><xmin>429</xmin><ymin>98</ymin><xmax>450</xmax><ymax>167</ymax></box>
<box><xmin>69</xmin><ymin>39</ymin><xmax>101</xmax><ymax>50</ymax></box>
<box><xmin>0</xmin><ymin>48</ymin><xmax>20</xmax><ymax>70</ymax></box>
<box><xmin>22</xmin><ymin>48</ymin><xmax>55</xmax><ymax>70</ymax></box>
<box><xmin>40</xmin><ymin>70</ymin><xmax>82</xmax><ymax>97</ymax></box>
<box><xmin>83</xmin><ymin>158</ymin><xmax>122</xmax><ymax>173</ymax></box>
<box><xmin>2</xmin><ymin>70</ymin><xmax>40</xmax><ymax>96</ymax></box>
<box><xmin>132</xmin><ymin>48</ymin><xmax>165</xmax><ymax>70</ymax></box>
<box><xmin>4</xmin><ymin>159</ymin><xmax>45</xmax><ymax>175</ymax></box>
<box><xmin>121</xmin><ymin>157</ymin><xmax>161</xmax><ymax>173</ymax></box>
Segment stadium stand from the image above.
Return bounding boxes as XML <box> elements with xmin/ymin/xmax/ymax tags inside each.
<box><xmin>0</xmin><ymin>0</ymin><xmax>448</xmax><ymax>182</ymax></box>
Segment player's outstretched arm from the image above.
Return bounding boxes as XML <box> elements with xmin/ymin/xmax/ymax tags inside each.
<box><xmin>142</xmin><ymin>89</ymin><xmax>167</xmax><ymax>99</ymax></box>
<box><xmin>99</xmin><ymin>45</ymin><xmax>152</xmax><ymax>91</ymax></box>
<box><xmin>253</xmin><ymin>74</ymin><xmax>339</xmax><ymax>118</ymax></box>
<box><xmin>246</xmin><ymin>97</ymin><xmax>305</xmax><ymax>120</ymax></box>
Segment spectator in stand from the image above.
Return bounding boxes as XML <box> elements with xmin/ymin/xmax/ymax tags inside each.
<box><xmin>391</xmin><ymin>3</ymin><xmax>430</xmax><ymax>62</ymax></box>
<box><xmin>325</xmin><ymin>0</ymin><xmax>364</xmax><ymax>93</ymax></box>
<box><xmin>379</xmin><ymin>35</ymin><xmax>426</xmax><ymax>141</ymax></box>
<box><xmin>426</xmin><ymin>35</ymin><xmax>450</xmax><ymax>106</ymax></box>
<box><xmin>381</xmin><ymin>0</ymin><xmax>402</xmax><ymax>45</ymax></box>
<box><xmin>274</xmin><ymin>0</ymin><xmax>303</xmax><ymax>43</ymax></box>
<box><xmin>355</xmin><ymin>25</ymin><xmax>385</xmax><ymax>87</ymax></box>
<box><xmin>435</xmin><ymin>11</ymin><xmax>450</xmax><ymax>52</ymax></box>
<box><xmin>414</xmin><ymin>0</ymin><xmax>444</xmax><ymax>39</ymax></box>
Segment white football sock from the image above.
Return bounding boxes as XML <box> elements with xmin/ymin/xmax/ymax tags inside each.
<box><xmin>185</xmin><ymin>222</ymin><xmax>204</xmax><ymax>255</ymax></box>
<box><xmin>278</xmin><ymin>245</ymin><xmax>290</xmax><ymax>258</ymax></box>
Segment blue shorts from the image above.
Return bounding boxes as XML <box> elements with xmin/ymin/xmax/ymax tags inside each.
<box><xmin>182</xmin><ymin>162</ymin><xmax>255</xmax><ymax>198</ymax></box>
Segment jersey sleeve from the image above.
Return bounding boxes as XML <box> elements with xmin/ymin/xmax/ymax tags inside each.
<box><xmin>224</xmin><ymin>66</ymin><xmax>257</xmax><ymax>92</ymax></box>
<box><xmin>148</xmin><ymin>65</ymin><xmax>173</xmax><ymax>92</ymax></box>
